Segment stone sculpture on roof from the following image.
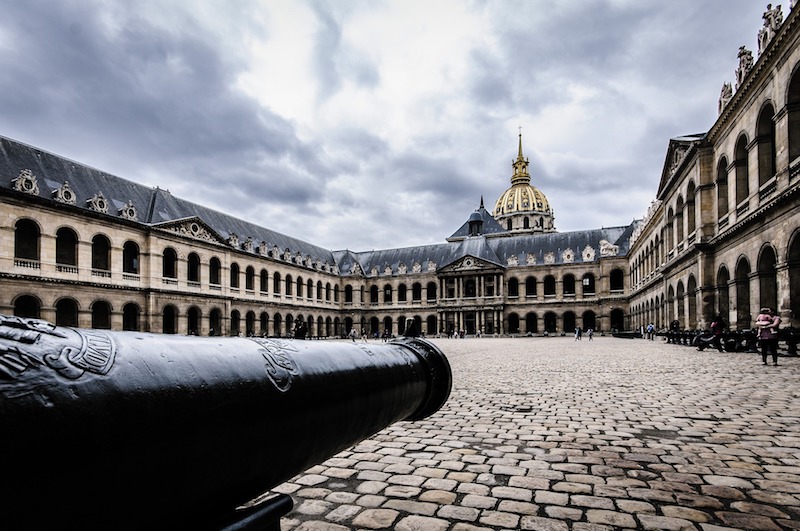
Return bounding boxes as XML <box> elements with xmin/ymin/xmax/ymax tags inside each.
<box><xmin>759</xmin><ymin>4</ymin><xmax>784</xmax><ymax>55</ymax></box>
<box><xmin>735</xmin><ymin>46</ymin><xmax>754</xmax><ymax>90</ymax></box>
<box><xmin>718</xmin><ymin>82</ymin><xmax>733</xmax><ymax>114</ymax></box>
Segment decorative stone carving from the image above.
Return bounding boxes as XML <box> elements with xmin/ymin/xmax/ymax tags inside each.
<box><xmin>562</xmin><ymin>248</ymin><xmax>575</xmax><ymax>263</ymax></box>
<box><xmin>412</xmin><ymin>261</ymin><xmax>421</xmax><ymax>273</ymax></box>
<box><xmin>228</xmin><ymin>233</ymin><xmax>239</xmax><ymax>248</ymax></box>
<box><xmin>526</xmin><ymin>253</ymin><xmax>537</xmax><ymax>265</ymax></box>
<box><xmin>351</xmin><ymin>262</ymin><xmax>364</xmax><ymax>275</ymax></box>
<box><xmin>243</xmin><ymin>237</ymin><xmax>254</xmax><ymax>253</ymax></box>
<box><xmin>384</xmin><ymin>265</ymin><xmax>393</xmax><ymax>275</ymax></box>
<box><xmin>462</xmin><ymin>258</ymin><xmax>475</xmax><ymax>269</ymax></box>
<box><xmin>118</xmin><ymin>201</ymin><xmax>137</xmax><ymax>221</ymax></box>
<box><xmin>507</xmin><ymin>255</ymin><xmax>519</xmax><ymax>266</ymax></box>
<box><xmin>12</xmin><ymin>169</ymin><xmax>39</xmax><ymax>195</ymax></box>
<box><xmin>398</xmin><ymin>263</ymin><xmax>407</xmax><ymax>274</ymax></box>
<box><xmin>669</xmin><ymin>146</ymin><xmax>688</xmax><ymax>176</ymax></box>
<box><xmin>427</xmin><ymin>260</ymin><xmax>437</xmax><ymax>272</ymax></box>
<box><xmin>599</xmin><ymin>239</ymin><xmax>619</xmax><ymax>257</ymax></box>
<box><xmin>735</xmin><ymin>46</ymin><xmax>754</xmax><ymax>90</ymax></box>
<box><xmin>582</xmin><ymin>245</ymin><xmax>596</xmax><ymax>262</ymax></box>
<box><xmin>86</xmin><ymin>192</ymin><xmax>109</xmax><ymax>213</ymax></box>
<box><xmin>544</xmin><ymin>252</ymin><xmax>555</xmax><ymax>264</ymax></box>
<box><xmin>282</xmin><ymin>248</ymin><xmax>292</xmax><ymax>261</ymax></box>
<box><xmin>257</xmin><ymin>241</ymin><xmax>269</xmax><ymax>255</ymax></box>
<box><xmin>759</xmin><ymin>4</ymin><xmax>784</xmax><ymax>55</ymax></box>
<box><xmin>371</xmin><ymin>266</ymin><xmax>379</xmax><ymax>276</ymax></box>
<box><xmin>718</xmin><ymin>82</ymin><xmax>733</xmax><ymax>114</ymax></box>
<box><xmin>52</xmin><ymin>181</ymin><xmax>76</xmax><ymax>204</ymax></box>
<box><xmin>164</xmin><ymin>220</ymin><xmax>218</xmax><ymax>243</ymax></box>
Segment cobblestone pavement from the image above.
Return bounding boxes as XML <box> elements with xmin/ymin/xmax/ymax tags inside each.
<box><xmin>265</xmin><ymin>336</ymin><xmax>800</xmax><ymax>530</ymax></box>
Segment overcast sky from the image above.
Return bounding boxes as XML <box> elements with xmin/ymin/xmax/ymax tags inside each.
<box><xmin>0</xmin><ymin>0</ymin><xmax>772</xmax><ymax>251</ymax></box>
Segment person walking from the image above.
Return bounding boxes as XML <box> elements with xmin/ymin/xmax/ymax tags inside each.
<box><xmin>710</xmin><ymin>314</ymin><xmax>725</xmax><ymax>353</ymax></box>
<box><xmin>756</xmin><ymin>307</ymin><xmax>781</xmax><ymax>366</ymax></box>
<box><xmin>587</xmin><ymin>328</ymin><xmax>594</xmax><ymax>341</ymax></box>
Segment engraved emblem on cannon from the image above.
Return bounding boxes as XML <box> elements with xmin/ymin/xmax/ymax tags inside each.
<box><xmin>0</xmin><ymin>315</ymin><xmax>115</xmax><ymax>380</ymax></box>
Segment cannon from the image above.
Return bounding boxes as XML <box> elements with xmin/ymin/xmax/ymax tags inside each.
<box><xmin>0</xmin><ymin>315</ymin><xmax>452</xmax><ymax>530</ymax></box>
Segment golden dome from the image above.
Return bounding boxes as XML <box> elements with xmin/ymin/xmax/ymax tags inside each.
<box><xmin>492</xmin><ymin>133</ymin><xmax>555</xmax><ymax>233</ymax></box>
<box><xmin>493</xmin><ymin>184</ymin><xmax>551</xmax><ymax>217</ymax></box>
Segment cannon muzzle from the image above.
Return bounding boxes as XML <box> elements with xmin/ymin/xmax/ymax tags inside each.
<box><xmin>0</xmin><ymin>315</ymin><xmax>452</xmax><ymax>530</ymax></box>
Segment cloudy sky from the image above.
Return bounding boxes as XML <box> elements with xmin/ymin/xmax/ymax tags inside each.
<box><xmin>0</xmin><ymin>0</ymin><xmax>772</xmax><ymax>251</ymax></box>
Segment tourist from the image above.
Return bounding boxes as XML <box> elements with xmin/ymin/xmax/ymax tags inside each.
<box><xmin>574</xmin><ymin>327</ymin><xmax>582</xmax><ymax>340</ymax></box>
<box><xmin>587</xmin><ymin>328</ymin><xmax>594</xmax><ymax>341</ymax></box>
<box><xmin>709</xmin><ymin>314</ymin><xmax>725</xmax><ymax>352</ymax></box>
<box><xmin>756</xmin><ymin>307</ymin><xmax>781</xmax><ymax>365</ymax></box>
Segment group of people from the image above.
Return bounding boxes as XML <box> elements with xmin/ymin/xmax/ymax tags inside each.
<box><xmin>573</xmin><ymin>327</ymin><xmax>594</xmax><ymax>341</ymax></box>
<box><xmin>697</xmin><ymin>307</ymin><xmax>782</xmax><ymax>365</ymax></box>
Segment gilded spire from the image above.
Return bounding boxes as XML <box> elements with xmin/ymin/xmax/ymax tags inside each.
<box><xmin>511</xmin><ymin>131</ymin><xmax>531</xmax><ymax>186</ymax></box>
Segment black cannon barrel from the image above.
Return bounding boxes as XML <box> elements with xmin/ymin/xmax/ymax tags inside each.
<box><xmin>0</xmin><ymin>315</ymin><xmax>452</xmax><ymax>530</ymax></box>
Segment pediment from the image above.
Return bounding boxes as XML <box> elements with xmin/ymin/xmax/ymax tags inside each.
<box><xmin>439</xmin><ymin>255</ymin><xmax>502</xmax><ymax>273</ymax></box>
<box><xmin>153</xmin><ymin>217</ymin><xmax>228</xmax><ymax>245</ymax></box>
<box><xmin>656</xmin><ymin>135</ymin><xmax>704</xmax><ymax>197</ymax></box>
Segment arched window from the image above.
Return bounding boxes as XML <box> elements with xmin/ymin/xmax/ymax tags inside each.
<box><xmin>508</xmin><ymin>278</ymin><xmax>519</xmax><ymax>297</ymax></box>
<box><xmin>523</xmin><ymin>217</ymin><xmax>530</xmax><ymax>229</ymax></box>
<box><xmin>56</xmin><ymin>227</ymin><xmax>78</xmax><ymax>268</ymax></box>
<box><xmin>507</xmin><ymin>313</ymin><xmax>519</xmax><ymax>333</ymax></box>
<box><xmin>735</xmin><ymin>257</ymin><xmax>751</xmax><ymax>329</ymax></box>
<box><xmin>383</xmin><ymin>284</ymin><xmax>392</xmax><ymax>303</ymax></box>
<box><xmin>464</xmin><ymin>279</ymin><xmax>476</xmax><ymax>298</ymax></box>
<box><xmin>717</xmin><ymin>265</ymin><xmax>731</xmax><ymax>322</ymax></box>
<box><xmin>260</xmin><ymin>269</ymin><xmax>269</xmax><ymax>293</ymax></box>
<box><xmin>308</xmin><ymin>279</ymin><xmax>314</xmax><ymax>299</ymax></box>
<box><xmin>92</xmin><ymin>234</ymin><xmax>111</xmax><ymax>271</ymax></box>
<box><xmin>582</xmin><ymin>310</ymin><xmax>596</xmax><ymax>331</ymax></box>
<box><xmin>398</xmin><ymin>284</ymin><xmax>408</xmax><ymax>302</ymax></box>
<box><xmin>562</xmin><ymin>274</ymin><xmax>575</xmax><ymax>296</ymax></box>
<box><xmin>296</xmin><ymin>276</ymin><xmax>303</xmax><ymax>298</ymax></box>
<box><xmin>123</xmin><ymin>241</ymin><xmax>139</xmax><ymax>274</ymax></box>
<box><xmin>666</xmin><ymin>207</ymin><xmax>675</xmax><ymax>250</ymax></box>
<box><xmin>507</xmin><ymin>220</ymin><xmax>512</xmax><ymax>231</ymax></box>
<box><xmin>788</xmin><ymin>68</ymin><xmax>800</xmax><ymax>166</ymax></box>
<box><xmin>246</xmin><ymin>311</ymin><xmax>256</xmax><ymax>336</ymax></box>
<box><xmin>370</xmin><ymin>285</ymin><xmax>379</xmax><ymax>304</ymax></box>
<box><xmin>525</xmin><ymin>277</ymin><xmax>537</xmax><ymax>297</ymax></box>
<box><xmin>427</xmin><ymin>282</ymin><xmax>437</xmax><ymax>301</ymax></box>
<box><xmin>610</xmin><ymin>269</ymin><xmax>624</xmax><ymax>291</ymax></box>
<box><xmin>123</xmin><ymin>303</ymin><xmax>140</xmax><ymax>331</ymax></box>
<box><xmin>230</xmin><ymin>263</ymin><xmax>240</xmax><ymax>289</ymax></box>
<box><xmin>544</xmin><ymin>275</ymin><xmax>556</xmax><ymax>296</ymax></box>
<box><xmin>717</xmin><ymin>157</ymin><xmax>729</xmax><ymax>219</ymax></box>
<box><xmin>14</xmin><ymin>295</ymin><xmax>40</xmax><ymax>318</ymax></box>
<box><xmin>525</xmin><ymin>312</ymin><xmax>538</xmax><ymax>334</ymax></box>
<box><xmin>14</xmin><ymin>219</ymin><xmax>40</xmax><ymax>262</ymax></box>
<box><xmin>230</xmin><ymin>310</ymin><xmax>241</xmax><ymax>336</ymax></box>
<box><xmin>334</xmin><ymin>285</ymin><xmax>340</xmax><ymax>302</ymax></box>
<box><xmin>326</xmin><ymin>283</ymin><xmax>331</xmax><ymax>301</ymax></box>
<box><xmin>345</xmin><ymin>285</ymin><xmax>354</xmax><ymax>303</ymax></box>
<box><xmin>686</xmin><ymin>182</ymin><xmax>696</xmax><ymax>235</ymax></box>
<box><xmin>188</xmin><ymin>307</ymin><xmax>201</xmax><ymax>335</ymax></box>
<box><xmin>163</xmin><ymin>248</ymin><xmax>178</xmax><ymax>278</ymax></box>
<box><xmin>273</xmin><ymin>272</ymin><xmax>282</xmax><ymax>295</ymax></box>
<box><xmin>735</xmin><ymin>134</ymin><xmax>749</xmax><ymax>206</ymax></box>
<box><xmin>757</xmin><ymin>103</ymin><xmax>776</xmax><ymax>187</ymax></box>
<box><xmin>246</xmin><ymin>266</ymin><xmax>255</xmax><ymax>291</ymax></box>
<box><xmin>758</xmin><ymin>245</ymin><xmax>778</xmax><ymax>312</ymax></box>
<box><xmin>163</xmin><ymin>305</ymin><xmax>178</xmax><ymax>334</ymax></box>
<box><xmin>210</xmin><ymin>257</ymin><xmax>221</xmax><ymax>285</ymax></box>
<box><xmin>92</xmin><ymin>300</ymin><xmax>112</xmax><ymax>330</ymax></box>
<box><xmin>273</xmin><ymin>313</ymin><xmax>282</xmax><ymax>336</ymax></box>
<box><xmin>188</xmin><ymin>252</ymin><xmax>201</xmax><ymax>283</ymax></box>
<box><xmin>563</xmin><ymin>311</ymin><xmax>576</xmax><ymax>333</ymax></box>
<box><xmin>412</xmin><ymin>283</ymin><xmax>422</xmax><ymax>301</ymax></box>
<box><xmin>55</xmin><ymin>298</ymin><xmax>79</xmax><ymax>327</ymax></box>
<box><xmin>675</xmin><ymin>196</ymin><xmax>684</xmax><ymax>242</ymax></box>
<box><xmin>209</xmin><ymin>309</ymin><xmax>222</xmax><ymax>336</ymax></box>
<box><xmin>582</xmin><ymin>273</ymin><xmax>595</xmax><ymax>295</ymax></box>
<box><xmin>285</xmin><ymin>274</ymin><xmax>293</xmax><ymax>296</ymax></box>
<box><xmin>544</xmin><ymin>312</ymin><xmax>557</xmax><ymax>333</ymax></box>
<box><xmin>317</xmin><ymin>281</ymin><xmax>323</xmax><ymax>300</ymax></box>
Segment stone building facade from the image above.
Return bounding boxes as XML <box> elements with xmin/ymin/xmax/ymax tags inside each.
<box><xmin>2</xmin><ymin>5</ymin><xmax>799</xmax><ymax>337</ymax></box>
<box><xmin>627</xmin><ymin>3</ymin><xmax>800</xmax><ymax>332</ymax></box>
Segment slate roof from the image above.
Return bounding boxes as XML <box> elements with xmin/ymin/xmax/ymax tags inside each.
<box><xmin>1</xmin><ymin>134</ymin><xmax>635</xmax><ymax>276</ymax></box>
<box><xmin>448</xmin><ymin>204</ymin><xmax>507</xmax><ymax>240</ymax></box>
<box><xmin>0</xmin><ymin>135</ymin><xmax>335</xmax><ymax>266</ymax></box>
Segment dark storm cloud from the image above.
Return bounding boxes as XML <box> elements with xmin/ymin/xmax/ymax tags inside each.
<box><xmin>0</xmin><ymin>0</ymin><xmax>329</xmax><ymax>217</ymax></box>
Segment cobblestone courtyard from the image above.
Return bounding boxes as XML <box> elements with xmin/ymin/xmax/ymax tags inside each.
<box><xmin>270</xmin><ymin>336</ymin><xmax>800</xmax><ymax>530</ymax></box>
